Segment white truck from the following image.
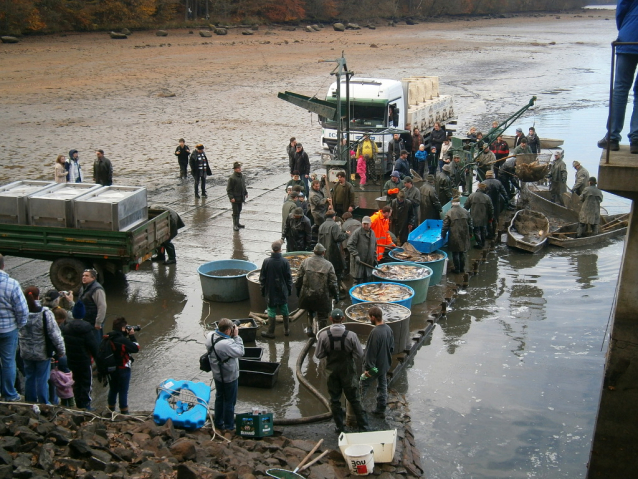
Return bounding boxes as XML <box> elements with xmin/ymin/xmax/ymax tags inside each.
<box><xmin>320</xmin><ymin>76</ymin><xmax>455</xmax><ymax>166</ymax></box>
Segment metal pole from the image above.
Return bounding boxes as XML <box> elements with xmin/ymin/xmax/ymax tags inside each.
<box><xmin>606</xmin><ymin>42</ymin><xmax>616</xmax><ymax>165</ymax></box>
<box><xmin>345</xmin><ymin>61</ymin><xmax>351</xmax><ymax>183</ymax></box>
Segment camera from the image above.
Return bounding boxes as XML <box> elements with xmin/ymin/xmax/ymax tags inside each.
<box><xmin>126</xmin><ymin>325</ymin><xmax>141</xmax><ymax>332</ymax></box>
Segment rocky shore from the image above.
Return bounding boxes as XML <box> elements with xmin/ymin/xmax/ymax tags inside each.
<box><xmin>0</xmin><ymin>390</ymin><xmax>422</xmax><ymax>478</ymax></box>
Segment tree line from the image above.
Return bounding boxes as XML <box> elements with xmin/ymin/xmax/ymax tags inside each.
<box><xmin>1</xmin><ymin>0</ymin><xmax>590</xmax><ymax>36</ymax></box>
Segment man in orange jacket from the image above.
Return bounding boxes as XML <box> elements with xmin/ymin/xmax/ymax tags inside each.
<box><xmin>370</xmin><ymin>206</ymin><xmax>396</xmax><ymax>260</ymax></box>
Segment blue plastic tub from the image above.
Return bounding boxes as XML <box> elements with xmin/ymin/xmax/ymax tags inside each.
<box><xmin>388</xmin><ymin>248</ymin><xmax>447</xmax><ymax>285</ymax></box>
<box><xmin>153</xmin><ymin>379</ymin><xmax>211</xmax><ymax>429</ymax></box>
<box><xmin>408</xmin><ymin>219</ymin><xmax>447</xmax><ymax>253</ymax></box>
<box><xmin>197</xmin><ymin>260</ymin><xmax>257</xmax><ymax>302</ymax></box>
<box><xmin>440</xmin><ymin>195</ymin><xmax>468</xmax><ymax>218</ymax></box>
<box><xmin>349</xmin><ymin>282</ymin><xmax>415</xmax><ymax>309</ymax></box>
<box><xmin>372</xmin><ymin>263</ymin><xmax>432</xmax><ymax>305</ymax></box>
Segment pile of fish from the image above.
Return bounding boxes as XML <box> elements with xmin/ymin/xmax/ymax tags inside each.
<box><xmin>374</xmin><ymin>264</ymin><xmax>429</xmax><ymax>280</ymax></box>
<box><xmin>346</xmin><ymin>302</ymin><xmax>410</xmax><ymax>323</ymax></box>
<box><xmin>352</xmin><ymin>283</ymin><xmax>412</xmax><ymax>302</ymax></box>
<box><xmin>392</xmin><ymin>249</ymin><xmax>444</xmax><ymax>263</ymax></box>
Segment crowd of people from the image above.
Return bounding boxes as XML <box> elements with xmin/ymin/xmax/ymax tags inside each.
<box><xmin>52</xmin><ymin>149</ymin><xmax>113</xmax><ymax>186</ymax></box>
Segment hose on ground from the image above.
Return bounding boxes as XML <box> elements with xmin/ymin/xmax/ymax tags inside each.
<box><xmin>273</xmin><ymin>337</ymin><xmax>333</xmax><ymax>425</ymax></box>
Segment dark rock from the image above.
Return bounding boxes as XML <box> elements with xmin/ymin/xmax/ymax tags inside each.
<box><xmin>311</xmin><ymin>24</ymin><xmax>321</xmax><ymax>31</ymax></box>
<box><xmin>1</xmin><ymin>36</ymin><xmax>19</xmax><ymax>44</ymax></box>
<box><xmin>0</xmin><ymin>448</ymin><xmax>11</xmax><ymax>466</ymax></box>
<box><xmin>333</xmin><ymin>23</ymin><xmax>345</xmax><ymax>32</ymax></box>
<box><xmin>48</xmin><ymin>427</ymin><xmax>71</xmax><ymax>445</ymax></box>
<box><xmin>15</xmin><ymin>442</ymin><xmax>38</xmax><ymax>453</ymax></box>
<box><xmin>214</xmin><ymin>28</ymin><xmax>227</xmax><ymax>35</ymax></box>
<box><xmin>0</xmin><ymin>436</ymin><xmax>20</xmax><ymax>451</ymax></box>
<box><xmin>241</xmin><ymin>30</ymin><xmax>254</xmax><ymax>35</ymax></box>
<box><xmin>406</xmin><ymin>18</ymin><xmax>416</xmax><ymax>25</ymax></box>
<box><xmin>170</xmin><ymin>439</ymin><xmax>197</xmax><ymax>462</ymax></box>
<box><xmin>370</xmin><ymin>43</ymin><xmax>378</xmax><ymax>48</ymax></box>
<box><xmin>69</xmin><ymin>439</ymin><xmax>93</xmax><ymax>457</ymax></box>
<box><xmin>53</xmin><ymin>458</ymin><xmax>84</xmax><ymax>476</ymax></box>
<box><xmin>109</xmin><ymin>32</ymin><xmax>127</xmax><ymax>40</ymax></box>
<box><xmin>0</xmin><ymin>465</ymin><xmax>11</xmax><ymax>479</ymax></box>
<box><xmin>264</xmin><ymin>31</ymin><xmax>277</xmax><ymax>35</ymax></box>
<box><xmin>37</xmin><ymin>444</ymin><xmax>54</xmax><ymax>471</ymax></box>
<box><xmin>199</xmin><ymin>31</ymin><xmax>212</xmax><ymax>38</ymax></box>
<box><xmin>87</xmin><ymin>456</ymin><xmax>107</xmax><ymax>471</ymax></box>
<box><xmin>189</xmin><ymin>30</ymin><xmax>194</xmax><ymax>34</ymax></box>
<box><xmin>282</xmin><ymin>26</ymin><xmax>296</xmax><ymax>31</ymax></box>
<box><xmin>13</xmin><ymin>453</ymin><xmax>32</xmax><ymax>469</ymax></box>
<box><xmin>12</xmin><ymin>466</ymin><xmax>36</xmax><ymax>479</ymax></box>
<box><xmin>176</xmin><ymin>464</ymin><xmax>197</xmax><ymax>479</ymax></box>
<box><xmin>156</xmin><ymin>30</ymin><xmax>168</xmax><ymax>37</ymax></box>
<box><xmin>113</xmin><ymin>446</ymin><xmax>134</xmax><ymax>462</ymax></box>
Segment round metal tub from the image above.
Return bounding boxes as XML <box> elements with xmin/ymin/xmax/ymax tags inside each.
<box><xmin>349</xmin><ymin>282</ymin><xmax>415</xmax><ymax>309</ymax></box>
<box><xmin>197</xmin><ymin>260</ymin><xmax>257</xmax><ymax>302</ymax></box>
<box><xmin>388</xmin><ymin>248</ymin><xmax>447</xmax><ymax>285</ymax></box>
<box><xmin>345</xmin><ymin>302</ymin><xmax>412</xmax><ymax>353</ymax></box>
<box><xmin>281</xmin><ymin>251</ymin><xmax>312</xmax><ymax>311</ymax></box>
<box><xmin>246</xmin><ymin>269</ymin><xmax>267</xmax><ymax>313</ymax></box>
<box><xmin>372</xmin><ymin>262</ymin><xmax>432</xmax><ymax>305</ymax></box>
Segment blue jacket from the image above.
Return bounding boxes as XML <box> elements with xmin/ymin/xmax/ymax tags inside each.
<box><xmin>415</xmin><ymin>150</ymin><xmax>427</xmax><ymax>162</ymax></box>
<box><xmin>617</xmin><ymin>0</ymin><xmax>638</xmax><ymax>54</ymax></box>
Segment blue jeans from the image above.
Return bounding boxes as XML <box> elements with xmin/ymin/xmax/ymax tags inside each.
<box><xmin>213</xmin><ymin>378</ymin><xmax>238</xmax><ymax>430</ymax></box>
<box><xmin>93</xmin><ymin>327</ymin><xmax>103</xmax><ymax>347</ymax></box>
<box><xmin>609</xmin><ymin>53</ymin><xmax>638</xmax><ymax>143</ymax></box>
<box><xmin>23</xmin><ymin>359</ymin><xmax>51</xmax><ymax>404</ymax></box>
<box><xmin>0</xmin><ymin>329</ymin><xmax>19</xmax><ymax>400</ymax></box>
<box><xmin>107</xmin><ymin>368</ymin><xmax>131</xmax><ymax>412</ymax></box>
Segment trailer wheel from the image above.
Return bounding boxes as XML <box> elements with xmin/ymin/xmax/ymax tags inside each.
<box><xmin>50</xmin><ymin>258</ymin><xmax>86</xmax><ymax>292</ymax></box>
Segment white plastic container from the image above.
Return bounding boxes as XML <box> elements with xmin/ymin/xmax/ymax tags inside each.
<box><xmin>344</xmin><ymin>444</ymin><xmax>374</xmax><ymax>476</ymax></box>
<box><xmin>338</xmin><ymin>429</ymin><xmax>397</xmax><ymax>463</ymax></box>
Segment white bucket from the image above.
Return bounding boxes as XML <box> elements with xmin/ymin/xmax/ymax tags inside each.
<box><xmin>344</xmin><ymin>444</ymin><xmax>374</xmax><ymax>476</ymax></box>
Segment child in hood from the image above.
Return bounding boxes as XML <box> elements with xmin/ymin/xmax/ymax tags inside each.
<box><xmin>50</xmin><ymin>356</ymin><xmax>75</xmax><ymax>407</ymax></box>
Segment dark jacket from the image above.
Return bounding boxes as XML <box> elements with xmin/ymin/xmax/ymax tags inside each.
<box><xmin>431</xmin><ymin>127</ymin><xmax>447</xmax><ymax>150</ymax></box>
<box><xmin>189</xmin><ymin>150</ymin><xmax>212</xmax><ymax>177</ymax></box>
<box><xmin>483</xmin><ymin>178</ymin><xmax>508</xmax><ymax>216</ymax></box>
<box><xmin>284</xmin><ymin>214</ymin><xmax>312</xmax><ymax>251</ymax></box>
<box><xmin>78</xmin><ymin>280</ymin><xmax>104</xmax><ymax>327</ymax></box>
<box><xmin>464</xmin><ymin>190</ymin><xmax>494</xmax><ymax>228</ymax></box>
<box><xmin>394</xmin><ymin>157</ymin><xmax>411</xmax><ymax>178</ymax></box>
<box><xmin>617</xmin><ymin>0</ymin><xmax>638</xmax><ymax>55</ymax></box>
<box><xmin>347</xmin><ymin>226</ymin><xmax>377</xmax><ymax>279</ymax></box>
<box><xmin>579</xmin><ymin>185</ymin><xmax>603</xmax><ymax>225</ymax></box>
<box><xmin>419</xmin><ymin>182</ymin><xmax>442</xmax><ymax>220</ymax></box>
<box><xmin>175</xmin><ymin>145</ymin><xmax>190</xmax><ymax>162</ymax></box>
<box><xmin>93</xmin><ymin>158</ymin><xmax>113</xmax><ymax>186</ymax></box>
<box><xmin>107</xmin><ymin>330</ymin><xmax>139</xmax><ymax>369</ymax></box>
<box><xmin>390</xmin><ymin>198</ymin><xmax>415</xmax><ymax>244</ymax></box>
<box><xmin>291</xmin><ymin>149</ymin><xmax>310</xmax><ymax>176</ymax></box>
<box><xmin>287</xmin><ymin>143</ymin><xmax>297</xmax><ymax>171</ymax></box>
<box><xmin>387</xmin><ymin>138</ymin><xmax>405</xmax><ymax>162</ymax></box>
<box><xmin>364</xmin><ymin>323</ymin><xmax>394</xmax><ymax>373</ymax></box>
<box><xmin>490</xmin><ymin>139</ymin><xmax>510</xmax><ymax>160</ymax></box>
<box><xmin>442</xmin><ymin>205</ymin><xmax>473</xmax><ymax>252</ymax></box>
<box><xmin>331</xmin><ymin>181</ymin><xmax>355</xmax><ymax>210</ymax></box>
<box><xmin>295</xmin><ymin>254</ymin><xmax>338</xmax><ymax>312</ymax></box>
<box><xmin>62</xmin><ymin>318</ymin><xmax>99</xmax><ymax>365</ymax></box>
<box><xmin>259</xmin><ymin>252</ymin><xmax>293</xmax><ymax>307</ymax></box>
<box><xmin>436</xmin><ymin>171</ymin><xmax>454</xmax><ymax>206</ymax></box>
<box><xmin>318</xmin><ymin>218</ymin><xmax>348</xmax><ymax>276</ymax></box>
<box><xmin>226</xmin><ymin>171</ymin><xmax>247</xmax><ymax>202</ymax></box>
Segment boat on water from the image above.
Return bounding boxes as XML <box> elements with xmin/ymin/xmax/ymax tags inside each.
<box><xmin>501</xmin><ymin>135</ymin><xmax>564</xmax><ymax>149</ymax></box>
<box><xmin>548</xmin><ymin>213</ymin><xmax>629</xmax><ymax>248</ymax></box>
<box><xmin>524</xmin><ymin>184</ymin><xmax>609</xmax><ymax>226</ymax></box>
<box><xmin>507</xmin><ymin>209</ymin><xmax>550</xmax><ymax>253</ymax></box>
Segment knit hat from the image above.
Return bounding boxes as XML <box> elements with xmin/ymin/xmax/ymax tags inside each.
<box><xmin>72</xmin><ymin>301</ymin><xmax>86</xmax><ymax>319</ymax></box>
<box><xmin>361</xmin><ymin>216</ymin><xmax>371</xmax><ymax>224</ymax></box>
<box><xmin>485</xmin><ymin>170</ymin><xmax>494</xmax><ymax>178</ymax></box>
<box><xmin>233</xmin><ymin>162</ymin><xmax>241</xmax><ymax>169</ymax></box>
<box><xmin>390</xmin><ymin>171</ymin><xmax>400</xmax><ymax>178</ymax></box>
<box><xmin>313</xmin><ymin>243</ymin><xmax>326</xmax><ymax>253</ymax></box>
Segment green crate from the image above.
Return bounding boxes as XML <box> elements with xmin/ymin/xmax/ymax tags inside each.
<box><xmin>235</xmin><ymin>412</ymin><xmax>274</xmax><ymax>438</ymax></box>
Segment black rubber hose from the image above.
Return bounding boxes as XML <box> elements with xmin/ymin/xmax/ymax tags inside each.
<box><xmin>273</xmin><ymin>337</ymin><xmax>333</xmax><ymax>425</ymax></box>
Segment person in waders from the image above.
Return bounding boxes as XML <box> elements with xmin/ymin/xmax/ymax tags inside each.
<box><xmin>314</xmin><ymin>309</ymin><xmax>369</xmax><ymax>434</ymax></box>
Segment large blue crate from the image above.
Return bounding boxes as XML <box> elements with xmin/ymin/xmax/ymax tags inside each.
<box><xmin>408</xmin><ymin>220</ymin><xmax>447</xmax><ymax>253</ymax></box>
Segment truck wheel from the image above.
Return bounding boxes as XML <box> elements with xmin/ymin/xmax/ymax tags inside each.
<box><xmin>50</xmin><ymin>258</ymin><xmax>86</xmax><ymax>292</ymax></box>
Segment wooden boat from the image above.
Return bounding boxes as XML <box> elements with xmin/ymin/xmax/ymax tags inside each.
<box><xmin>501</xmin><ymin>135</ymin><xmax>564</xmax><ymax>149</ymax></box>
<box><xmin>524</xmin><ymin>184</ymin><xmax>609</xmax><ymax>225</ymax></box>
<box><xmin>548</xmin><ymin>213</ymin><xmax>629</xmax><ymax>247</ymax></box>
<box><xmin>507</xmin><ymin>209</ymin><xmax>550</xmax><ymax>253</ymax></box>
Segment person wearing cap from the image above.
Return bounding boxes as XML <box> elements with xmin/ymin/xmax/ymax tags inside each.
<box><xmin>419</xmin><ymin>174</ymin><xmax>443</xmax><ymax>221</ymax></box>
<box><xmin>259</xmin><ymin>241</ymin><xmax>293</xmax><ymax>339</ymax></box>
<box><xmin>93</xmin><ymin>150</ymin><xmax>113</xmax><ymax>186</ymax></box>
<box><xmin>499</xmin><ymin>155</ymin><xmax>520</xmax><ymax>203</ymax></box>
<box><xmin>383</xmin><ymin>171</ymin><xmax>404</xmax><ymax>201</ymax></box>
<box><xmin>441</xmin><ymin>197</ymin><xmax>472</xmax><ymax>274</ymax></box>
<box><xmin>291</xmin><ymin>143</ymin><xmax>310</xmax><ymax>194</ymax></box>
<box><xmin>347</xmin><ymin>216</ymin><xmax>377</xmax><ymax>284</ymax></box>
<box><xmin>341</xmin><ymin>211</ymin><xmax>361</xmax><ymax>236</ymax></box>
<box><xmin>512</xmin><ymin>138</ymin><xmax>532</xmax><ymax>155</ymax></box>
<box><xmin>386</xmin><ymin>133</ymin><xmax>405</xmax><ymax>171</ymax></box>
<box><xmin>189</xmin><ymin>144</ymin><xmax>211</xmax><ymax>198</ymax></box>
<box><xmin>489</xmin><ymin>134</ymin><xmax>510</xmax><ymax>179</ymax></box>
<box><xmin>296</xmin><ymin>243</ymin><xmax>339</xmax><ymax>334</ymax></box>
<box><xmin>331</xmin><ymin>171</ymin><xmax>355</xmax><ymax>217</ymax></box>
<box><xmin>476</xmin><ymin>143</ymin><xmax>496</xmax><ymax>181</ymax></box>
<box><xmin>464</xmin><ymin>183</ymin><xmax>494</xmax><ymax>249</ymax></box>
<box><xmin>402</xmin><ymin>176</ymin><xmax>421</xmax><ymax>223</ymax></box>
<box><xmin>370</xmin><ymin>206</ymin><xmax>396</xmax><ymax>260</ymax></box>
<box><xmin>514</xmin><ymin>127</ymin><xmax>526</xmax><ymax>148</ymax></box>
<box><xmin>361</xmin><ymin>306</ymin><xmax>394</xmax><ymax>418</ymax></box>
<box><xmin>314</xmin><ymin>308</ymin><xmax>369</xmax><ymax>434</ymax></box>
<box><xmin>227</xmin><ymin>162</ymin><xmax>248</xmax><ymax>231</ymax></box>
<box><xmin>394</xmin><ymin>150</ymin><xmax>411</xmax><ymax>179</ymax></box>
<box><xmin>286</xmin><ymin>171</ymin><xmax>306</xmax><ymax>195</ymax></box>
<box><xmin>436</xmin><ymin>164</ymin><xmax>454</xmax><ymax>206</ymax></box>
<box><xmin>549</xmin><ymin>151</ymin><xmax>568</xmax><ymax>206</ymax></box>
<box><xmin>577</xmin><ymin>177</ymin><xmax>604</xmax><ymax>237</ymax></box>
<box><xmin>482</xmin><ymin>170</ymin><xmax>509</xmax><ymax>238</ymax></box>
<box><xmin>318</xmin><ymin>211</ymin><xmax>348</xmax><ymax>289</ymax></box>
<box><xmin>572</xmin><ymin>161</ymin><xmax>590</xmax><ymax>196</ymax></box>
<box><xmin>287</xmin><ymin>137</ymin><xmax>297</xmax><ymax>177</ymax></box>
<box><xmin>175</xmin><ymin>139</ymin><xmax>191</xmax><ymax>179</ymax></box>
<box><xmin>390</xmin><ymin>190</ymin><xmax>416</xmax><ymax>246</ymax></box>
<box><xmin>61</xmin><ymin>301</ymin><xmax>99</xmax><ymax>410</ymax></box>
<box><xmin>65</xmin><ymin>149</ymin><xmax>82</xmax><ymax>183</ymax></box>
<box><xmin>283</xmin><ymin>207</ymin><xmax>311</xmax><ymax>252</ymax></box>
<box><xmin>450</xmin><ymin>154</ymin><xmax>469</xmax><ymax>193</ymax></box>
<box><xmin>527</xmin><ymin>127</ymin><xmax>541</xmax><ymax>154</ymax></box>
<box><xmin>356</xmin><ymin>133</ymin><xmax>379</xmax><ymax>184</ymax></box>
<box><xmin>309</xmin><ymin>179</ymin><xmax>331</xmax><ymax>227</ymax></box>
<box><xmin>282</xmin><ymin>191</ymin><xmax>299</xmax><ymax>236</ymax></box>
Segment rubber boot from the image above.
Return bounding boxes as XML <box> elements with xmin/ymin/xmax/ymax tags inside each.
<box><xmin>261</xmin><ymin>316</ymin><xmax>276</xmax><ymax>339</ymax></box>
<box><xmin>353</xmin><ymin>403</ymin><xmax>370</xmax><ymax>432</ymax></box>
<box><xmin>459</xmin><ymin>253</ymin><xmax>466</xmax><ymax>274</ymax></box>
<box><xmin>237</xmin><ymin>213</ymin><xmax>245</xmax><ymax>229</ymax></box>
<box><xmin>332</xmin><ymin>406</ymin><xmax>345</xmax><ymax>434</ymax></box>
<box><xmin>232</xmin><ymin>216</ymin><xmax>240</xmax><ymax>232</ymax></box>
<box><xmin>283</xmin><ymin>315</ymin><xmax>290</xmax><ymax>336</ymax></box>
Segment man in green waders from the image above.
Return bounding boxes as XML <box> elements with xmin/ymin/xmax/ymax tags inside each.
<box><xmin>314</xmin><ymin>309</ymin><xmax>369</xmax><ymax>434</ymax></box>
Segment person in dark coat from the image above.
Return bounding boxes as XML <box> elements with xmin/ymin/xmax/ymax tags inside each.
<box><xmin>93</xmin><ymin>150</ymin><xmax>113</xmax><ymax>186</ymax></box>
<box><xmin>386</xmin><ymin>134</ymin><xmax>405</xmax><ymax>171</ymax></box>
<box><xmin>174</xmin><ymin>139</ymin><xmax>190</xmax><ymax>179</ymax></box>
<box><xmin>577</xmin><ymin>177</ymin><xmax>604</xmax><ymax>237</ymax></box>
<box><xmin>431</xmin><ymin>122</ymin><xmax>447</xmax><ymax>157</ymax></box>
<box><xmin>189</xmin><ymin>144</ymin><xmax>211</xmax><ymax>198</ymax></box>
<box><xmin>331</xmin><ymin>171</ymin><xmax>355</xmax><ymax>217</ymax></box>
<box><xmin>282</xmin><ymin>192</ymin><xmax>298</xmax><ymax>236</ymax></box>
<box><xmin>347</xmin><ymin>216</ymin><xmax>377</xmax><ymax>284</ymax></box>
<box><xmin>318</xmin><ymin>212</ymin><xmax>348</xmax><ymax>287</ymax></box>
<box><xmin>154</xmin><ymin>206</ymin><xmax>185</xmax><ymax>265</ymax></box>
<box><xmin>287</xmin><ymin>137</ymin><xmax>297</xmax><ymax>176</ymax></box>
<box><xmin>419</xmin><ymin>174</ymin><xmax>442</xmax><ymax>221</ymax></box>
<box><xmin>394</xmin><ymin>150</ymin><xmax>411</xmax><ymax>179</ymax></box>
<box><xmin>260</xmin><ymin>241</ymin><xmax>293</xmax><ymax>339</ymax></box>
<box><xmin>527</xmin><ymin>127</ymin><xmax>541</xmax><ymax>154</ymax></box>
<box><xmin>283</xmin><ymin>207</ymin><xmax>311</xmax><ymax>252</ymax></box>
<box><xmin>61</xmin><ymin>302</ymin><xmax>98</xmax><ymax>410</ymax></box>
<box><xmin>291</xmin><ymin>143</ymin><xmax>310</xmax><ymax>194</ymax></box>
<box><xmin>483</xmin><ymin>170</ymin><xmax>508</xmax><ymax>239</ymax></box>
<box><xmin>549</xmin><ymin>151</ymin><xmax>568</xmax><ymax>206</ymax></box>
<box><xmin>490</xmin><ymin>135</ymin><xmax>510</xmax><ymax>179</ymax></box>
<box><xmin>106</xmin><ymin>317</ymin><xmax>139</xmax><ymax>415</ymax></box>
<box><xmin>389</xmin><ymin>191</ymin><xmax>415</xmax><ymax>246</ymax></box>
<box><xmin>427</xmin><ymin>146</ymin><xmax>439</xmax><ymax>176</ymax></box>
<box><xmin>441</xmin><ymin>197</ymin><xmax>473</xmax><ymax>274</ymax></box>
<box><xmin>436</xmin><ymin>164</ymin><xmax>454</xmax><ymax>206</ymax></box>
<box><xmin>383</xmin><ymin>171</ymin><xmax>404</xmax><ymax>201</ymax></box>
<box><xmin>361</xmin><ymin>306</ymin><xmax>394</xmax><ymax>417</ymax></box>
<box><xmin>464</xmin><ymin>183</ymin><xmax>494</xmax><ymax>249</ymax></box>
<box><xmin>227</xmin><ymin>162</ymin><xmax>248</xmax><ymax>231</ymax></box>
<box><xmin>402</xmin><ymin>177</ymin><xmax>421</xmax><ymax>224</ymax></box>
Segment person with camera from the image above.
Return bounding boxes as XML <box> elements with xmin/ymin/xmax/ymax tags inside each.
<box><xmin>205</xmin><ymin>318</ymin><xmax>244</xmax><ymax>433</ymax></box>
<box><xmin>105</xmin><ymin>317</ymin><xmax>139</xmax><ymax>415</ymax></box>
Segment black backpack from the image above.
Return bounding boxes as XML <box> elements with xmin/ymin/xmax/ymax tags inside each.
<box><xmin>96</xmin><ymin>335</ymin><xmax>118</xmax><ymax>386</ymax></box>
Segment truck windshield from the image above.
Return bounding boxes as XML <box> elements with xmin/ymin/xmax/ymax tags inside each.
<box><xmin>321</xmin><ymin>100</ymin><xmax>387</xmax><ymax>129</ymax></box>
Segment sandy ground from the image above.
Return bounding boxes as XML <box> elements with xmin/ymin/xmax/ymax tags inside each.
<box><xmin>0</xmin><ymin>11</ymin><xmax>615</xmax><ymax>190</ymax></box>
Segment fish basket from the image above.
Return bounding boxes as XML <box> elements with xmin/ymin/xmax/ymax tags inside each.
<box><xmin>349</xmin><ymin>282</ymin><xmax>414</xmax><ymax>309</ymax></box>
<box><xmin>388</xmin><ymin>248</ymin><xmax>447</xmax><ymax>285</ymax></box>
<box><xmin>372</xmin><ymin>263</ymin><xmax>432</xmax><ymax>305</ymax></box>
<box><xmin>515</xmin><ymin>153</ymin><xmax>550</xmax><ymax>182</ymax></box>
<box><xmin>345</xmin><ymin>302</ymin><xmax>411</xmax><ymax>352</ymax></box>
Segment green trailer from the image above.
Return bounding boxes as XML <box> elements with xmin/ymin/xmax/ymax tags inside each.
<box><xmin>0</xmin><ymin>208</ymin><xmax>170</xmax><ymax>291</ymax></box>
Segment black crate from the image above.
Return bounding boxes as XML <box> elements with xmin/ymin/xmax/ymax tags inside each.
<box><xmin>212</xmin><ymin>318</ymin><xmax>258</xmax><ymax>343</ymax></box>
<box><xmin>242</xmin><ymin>347</ymin><xmax>263</xmax><ymax>361</ymax></box>
<box><xmin>238</xmin><ymin>359</ymin><xmax>280</xmax><ymax>389</ymax></box>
